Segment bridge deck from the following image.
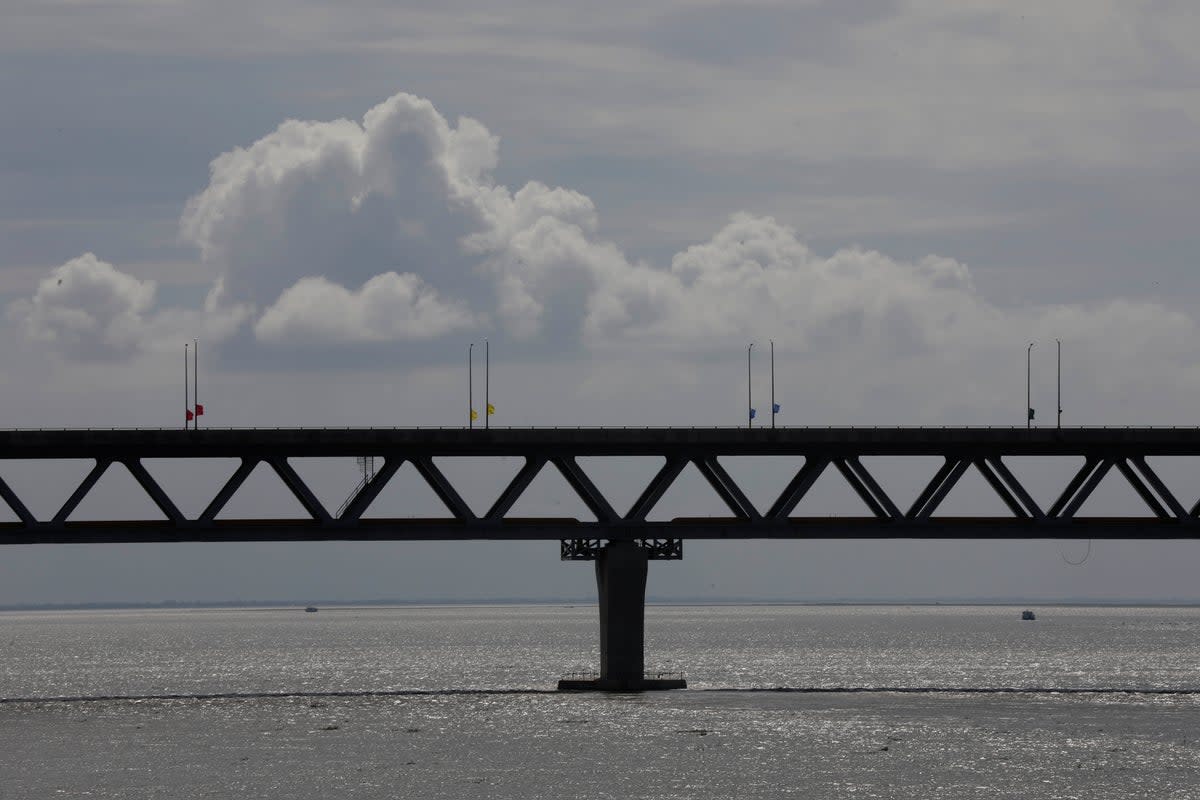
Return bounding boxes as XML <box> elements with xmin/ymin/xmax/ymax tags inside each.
<box><xmin>3</xmin><ymin>426</ymin><xmax>1200</xmax><ymax>458</ymax></box>
<box><xmin>0</xmin><ymin>517</ymin><xmax>1193</xmax><ymax>545</ymax></box>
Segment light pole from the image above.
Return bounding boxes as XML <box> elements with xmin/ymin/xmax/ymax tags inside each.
<box><xmin>468</xmin><ymin>342</ymin><xmax>474</xmax><ymax>429</ymax></box>
<box><xmin>1026</xmin><ymin>342</ymin><xmax>1035</xmax><ymax>428</ymax></box>
<box><xmin>747</xmin><ymin>343</ymin><xmax>755</xmax><ymax>428</ymax></box>
<box><xmin>1056</xmin><ymin>339</ymin><xmax>1062</xmax><ymax>430</ymax></box>
<box><xmin>770</xmin><ymin>340</ymin><xmax>776</xmax><ymax>429</ymax></box>
<box><xmin>484</xmin><ymin>338</ymin><xmax>489</xmax><ymax>430</ymax></box>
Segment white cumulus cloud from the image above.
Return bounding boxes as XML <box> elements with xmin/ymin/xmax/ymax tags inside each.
<box><xmin>584</xmin><ymin>212</ymin><xmax>990</xmax><ymax>354</ymax></box>
<box><xmin>254</xmin><ymin>271</ymin><xmax>474</xmax><ymax>344</ymax></box>
<box><xmin>179</xmin><ymin>91</ymin><xmax>646</xmax><ymax>345</ymax></box>
<box><xmin>8</xmin><ymin>253</ymin><xmax>157</xmax><ymax>361</ymax></box>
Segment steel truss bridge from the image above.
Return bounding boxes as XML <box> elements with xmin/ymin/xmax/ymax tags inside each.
<box><xmin>4</xmin><ymin>426</ymin><xmax>1199</xmax><ymax>690</ymax></box>
<box><xmin>1</xmin><ymin>427</ymin><xmax>1199</xmax><ymax>544</ymax></box>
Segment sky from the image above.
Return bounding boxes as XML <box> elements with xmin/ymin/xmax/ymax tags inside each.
<box><xmin>2</xmin><ymin>0</ymin><xmax>1200</xmax><ymax>604</ymax></box>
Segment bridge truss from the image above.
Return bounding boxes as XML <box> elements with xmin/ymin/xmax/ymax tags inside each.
<box><xmin>1</xmin><ymin>427</ymin><xmax>1199</xmax><ymax>547</ymax></box>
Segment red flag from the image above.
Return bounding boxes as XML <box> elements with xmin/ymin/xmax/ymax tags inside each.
<box><xmin>186</xmin><ymin>409</ymin><xmax>194</xmax><ymax>421</ymax></box>
<box><xmin>195</xmin><ymin>404</ymin><xmax>205</xmax><ymax>416</ymax></box>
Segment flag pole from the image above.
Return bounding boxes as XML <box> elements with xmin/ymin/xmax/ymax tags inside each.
<box><xmin>484</xmin><ymin>338</ymin><xmax>489</xmax><ymax>431</ymax></box>
<box><xmin>193</xmin><ymin>338</ymin><xmax>199</xmax><ymax>430</ymax></box>
<box><xmin>184</xmin><ymin>342</ymin><xmax>189</xmax><ymax>430</ymax></box>
<box><xmin>468</xmin><ymin>342</ymin><xmax>474</xmax><ymax>429</ymax></box>
<box><xmin>770</xmin><ymin>339</ymin><xmax>775</xmax><ymax>429</ymax></box>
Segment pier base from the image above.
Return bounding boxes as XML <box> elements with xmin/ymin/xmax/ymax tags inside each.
<box><xmin>558</xmin><ymin>540</ymin><xmax>686</xmax><ymax>692</ymax></box>
<box><xmin>557</xmin><ymin>676</ymin><xmax>686</xmax><ymax>691</ymax></box>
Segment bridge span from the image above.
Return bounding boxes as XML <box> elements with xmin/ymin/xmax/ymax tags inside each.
<box><xmin>3</xmin><ymin>426</ymin><xmax>1200</xmax><ymax>690</ymax></box>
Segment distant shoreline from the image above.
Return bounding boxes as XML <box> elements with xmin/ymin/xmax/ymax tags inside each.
<box><xmin>2</xmin><ymin>597</ymin><xmax>1198</xmax><ymax>612</ymax></box>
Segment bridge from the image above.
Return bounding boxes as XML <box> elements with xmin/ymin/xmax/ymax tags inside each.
<box><xmin>3</xmin><ymin>426</ymin><xmax>1200</xmax><ymax>690</ymax></box>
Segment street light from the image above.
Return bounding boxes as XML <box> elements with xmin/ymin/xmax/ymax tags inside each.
<box><xmin>1026</xmin><ymin>342</ymin><xmax>1035</xmax><ymax>429</ymax></box>
<box><xmin>1057</xmin><ymin>339</ymin><xmax>1062</xmax><ymax>430</ymax></box>
<box><xmin>770</xmin><ymin>340</ymin><xmax>776</xmax><ymax>429</ymax></box>
<box><xmin>747</xmin><ymin>343</ymin><xmax>755</xmax><ymax>428</ymax></box>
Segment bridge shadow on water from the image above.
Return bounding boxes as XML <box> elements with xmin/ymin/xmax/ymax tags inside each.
<box><xmin>4</xmin><ymin>686</ymin><xmax>1199</xmax><ymax>704</ymax></box>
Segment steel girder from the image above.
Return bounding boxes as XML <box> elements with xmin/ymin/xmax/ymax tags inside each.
<box><xmin>560</xmin><ymin>538</ymin><xmax>682</xmax><ymax>561</ymax></box>
<box><xmin>1</xmin><ymin>427</ymin><xmax>1200</xmax><ymax>544</ymax></box>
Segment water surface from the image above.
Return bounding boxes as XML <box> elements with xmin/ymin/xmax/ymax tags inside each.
<box><xmin>2</xmin><ymin>605</ymin><xmax>1198</xmax><ymax>798</ymax></box>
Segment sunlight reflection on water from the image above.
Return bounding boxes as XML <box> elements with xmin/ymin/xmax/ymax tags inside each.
<box><xmin>2</xmin><ymin>605</ymin><xmax>1199</xmax><ymax>798</ymax></box>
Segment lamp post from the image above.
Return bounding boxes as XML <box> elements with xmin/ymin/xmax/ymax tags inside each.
<box><xmin>1026</xmin><ymin>342</ymin><xmax>1035</xmax><ymax>429</ymax></box>
<box><xmin>468</xmin><ymin>342</ymin><xmax>474</xmax><ymax>429</ymax></box>
<box><xmin>770</xmin><ymin>340</ymin><xmax>776</xmax><ymax>429</ymax></box>
<box><xmin>484</xmin><ymin>338</ymin><xmax>489</xmax><ymax>431</ymax></box>
<box><xmin>747</xmin><ymin>342</ymin><xmax>754</xmax><ymax>428</ymax></box>
<box><xmin>1057</xmin><ymin>339</ymin><xmax>1062</xmax><ymax>430</ymax></box>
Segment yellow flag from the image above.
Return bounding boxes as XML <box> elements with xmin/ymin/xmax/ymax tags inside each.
<box><xmin>470</xmin><ymin>409</ymin><xmax>478</xmax><ymax>421</ymax></box>
<box><xmin>487</xmin><ymin>403</ymin><xmax>495</xmax><ymax>416</ymax></box>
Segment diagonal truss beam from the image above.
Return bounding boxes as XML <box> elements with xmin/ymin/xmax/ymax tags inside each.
<box><xmin>53</xmin><ymin>459</ymin><xmax>112</xmax><ymax>524</ymax></box>
<box><xmin>338</xmin><ymin>457</ymin><xmax>402</xmax><ymax>521</ymax></box>
<box><xmin>1046</xmin><ymin>458</ymin><xmax>1099</xmax><ymax>518</ymax></box>
<box><xmin>267</xmin><ymin>458</ymin><xmax>332</xmax><ymax>522</ymax></box>
<box><xmin>907</xmin><ymin>458</ymin><xmax>969</xmax><ymax>519</ymax></box>
<box><xmin>122</xmin><ymin>459</ymin><xmax>185</xmax><ymax>523</ymax></box>
<box><xmin>200</xmin><ymin>458</ymin><xmax>258</xmax><ymax>522</ymax></box>
<box><xmin>1115</xmin><ymin>458</ymin><xmax>1170</xmax><ymax>519</ymax></box>
<box><xmin>626</xmin><ymin>457</ymin><xmax>687</xmax><ymax>522</ymax></box>
<box><xmin>1053</xmin><ymin>458</ymin><xmax>1113</xmax><ymax>519</ymax></box>
<box><xmin>0</xmin><ymin>473</ymin><xmax>35</xmax><ymax>525</ymax></box>
<box><xmin>693</xmin><ymin>457</ymin><xmax>761</xmax><ymax>521</ymax></box>
<box><xmin>767</xmin><ymin>457</ymin><xmax>829</xmax><ymax>520</ymax></box>
<box><xmin>834</xmin><ymin>457</ymin><xmax>901</xmax><ymax>519</ymax></box>
<box><xmin>411</xmin><ymin>457</ymin><xmax>476</xmax><ymax>521</ymax></box>
<box><xmin>1127</xmin><ymin>457</ymin><xmax>1188</xmax><ymax>519</ymax></box>
<box><xmin>552</xmin><ymin>457</ymin><xmax>619</xmax><ymax>523</ymax></box>
<box><xmin>983</xmin><ymin>457</ymin><xmax>1045</xmax><ymax>519</ymax></box>
<box><xmin>972</xmin><ymin>458</ymin><xmax>1025</xmax><ymax>518</ymax></box>
<box><xmin>972</xmin><ymin>458</ymin><xmax>1043</xmax><ymax>519</ymax></box>
<box><xmin>486</xmin><ymin>457</ymin><xmax>547</xmax><ymax>521</ymax></box>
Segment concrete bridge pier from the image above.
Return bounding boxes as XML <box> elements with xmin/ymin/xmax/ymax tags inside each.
<box><xmin>558</xmin><ymin>539</ymin><xmax>687</xmax><ymax>692</ymax></box>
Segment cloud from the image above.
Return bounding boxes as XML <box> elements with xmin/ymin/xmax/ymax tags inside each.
<box><xmin>254</xmin><ymin>271</ymin><xmax>474</xmax><ymax>344</ymax></box>
<box><xmin>583</xmin><ymin>212</ymin><xmax>988</xmax><ymax>353</ymax></box>
<box><xmin>177</xmin><ymin>91</ymin><xmax>641</xmax><ymax>346</ymax></box>
<box><xmin>8</xmin><ymin>252</ymin><xmax>157</xmax><ymax>361</ymax></box>
<box><xmin>9</xmin><ymin>91</ymin><xmax>633</xmax><ymax>358</ymax></box>
<box><xmin>178</xmin><ymin>94</ymin><xmax>495</xmax><ymax>314</ymax></box>
<box><xmin>172</xmin><ymin>88</ymin><xmax>1198</xmax><ymax>374</ymax></box>
<box><xmin>10</xmin><ymin>88</ymin><xmax>1200</xmax><ymax>429</ymax></box>
<box><xmin>6</xmin><ymin>253</ymin><xmax>254</xmax><ymax>363</ymax></box>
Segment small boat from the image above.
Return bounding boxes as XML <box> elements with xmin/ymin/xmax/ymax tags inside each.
<box><xmin>1021</xmin><ymin>610</ymin><xmax>1036</xmax><ymax>621</ymax></box>
<box><xmin>305</xmin><ymin>606</ymin><xmax>319</xmax><ymax>613</ymax></box>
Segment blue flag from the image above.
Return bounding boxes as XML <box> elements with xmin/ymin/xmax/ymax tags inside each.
<box><xmin>749</xmin><ymin>408</ymin><xmax>757</xmax><ymax>419</ymax></box>
<box><xmin>772</xmin><ymin>403</ymin><xmax>781</xmax><ymax>414</ymax></box>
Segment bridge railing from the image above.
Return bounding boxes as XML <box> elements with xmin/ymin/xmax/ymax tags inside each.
<box><xmin>3</xmin><ymin>425</ymin><xmax>1200</xmax><ymax>432</ymax></box>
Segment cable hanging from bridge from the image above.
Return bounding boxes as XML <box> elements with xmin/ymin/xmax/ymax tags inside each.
<box><xmin>1060</xmin><ymin>538</ymin><xmax>1092</xmax><ymax>566</ymax></box>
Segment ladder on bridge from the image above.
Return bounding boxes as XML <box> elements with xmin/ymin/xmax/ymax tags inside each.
<box><xmin>335</xmin><ymin>456</ymin><xmax>376</xmax><ymax>519</ymax></box>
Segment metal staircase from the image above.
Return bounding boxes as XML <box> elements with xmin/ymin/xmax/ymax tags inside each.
<box><xmin>336</xmin><ymin>456</ymin><xmax>376</xmax><ymax>519</ymax></box>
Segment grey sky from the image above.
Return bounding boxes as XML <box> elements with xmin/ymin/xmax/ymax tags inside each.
<box><xmin>1</xmin><ymin>1</ymin><xmax>1200</xmax><ymax>604</ymax></box>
